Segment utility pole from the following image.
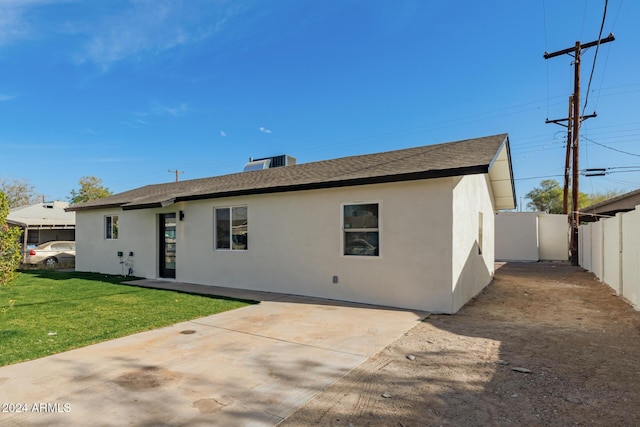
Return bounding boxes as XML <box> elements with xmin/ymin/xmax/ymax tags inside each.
<box><xmin>564</xmin><ymin>95</ymin><xmax>573</xmax><ymax>215</ymax></box>
<box><xmin>168</xmin><ymin>169</ymin><xmax>184</xmax><ymax>182</ymax></box>
<box><xmin>544</xmin><ymin>33</ymin><xmax>614</xmax><ymax>265</ymax></box>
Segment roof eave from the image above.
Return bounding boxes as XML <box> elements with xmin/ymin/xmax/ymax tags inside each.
<box><xmin>488</xmin><ymin>135</ymin><xmax>517</xmax><ymax>210</ymax></box>
<box><xmin>65</xmin><ymin>202</ymin><xmax>127</xmax><ymax>212</ymax></box>
<box><xmin>119</xmin><ymin>166</ymin><xmax>489</xmax><ymax>211</ymax></box>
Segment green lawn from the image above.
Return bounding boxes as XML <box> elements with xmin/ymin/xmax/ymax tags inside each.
<box><xmin>0</xmin><ymin>271</ymin><xmax>252</xmax><ymax>367</ymax></box>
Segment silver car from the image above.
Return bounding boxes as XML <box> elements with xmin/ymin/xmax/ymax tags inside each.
<box><xmin>26</xmin><ymin>241</ymin><xmax>76</xmax><ymax>266</ymax></box>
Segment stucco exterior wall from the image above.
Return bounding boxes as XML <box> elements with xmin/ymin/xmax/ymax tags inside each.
<box><xmin>76</xmin><ymin>179</ymin><xmax>459</xmax><ymax>313</ymax></box>
<box><xmin>451</xmin><ymin>174</ymin><xmax>495</xmax><ymax>313</ymax></box>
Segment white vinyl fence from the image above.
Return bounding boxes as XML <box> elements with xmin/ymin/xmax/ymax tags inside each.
<box><xmin>495</xmin><ymin>212</ymin><xmax>569</xmax><ymax>262</ymax></box>
<box><xmin>579</xmin><ymin>206</ymin><xmax>640</xmax><ymax>310</ymax></box>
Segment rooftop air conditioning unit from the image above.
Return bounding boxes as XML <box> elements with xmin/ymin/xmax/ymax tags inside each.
<box><xmin>243</xmin><ymin>155</ymin><xmax>296</xmax><ymax>172</ymax></box>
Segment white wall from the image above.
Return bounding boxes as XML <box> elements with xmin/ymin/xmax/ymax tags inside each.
<box><xmin>538</xmin><ymin>215</ymin><xmax>569</xmax><ymax>261</ymax></box>
<box><xmin>495</xmin><ymin>212</ymin><xmax>539</xmax><ymax>261</ymax></box>
<box><xmin>602</xmin><ymin>214</ymin><xmax>622</xmax><ymax>294</ymax></box>
<box><xmin>76</xmin><ymin>179</ymin><xmax>461</xmax><ymax>313</ymax></box>
<box><xmin>579</xmin><ymin>206</ymin><xmax>640</xmax><ymax>310</ymax></box>
<box><xmin>581</xmin><ymin>225</ymin><xmax>592</xmax><ymax>271</ymax></box>
<box><xmin>495</xmin><ymin>212</ymin><xmax>568</xmax><ymax>262</ymax></box>
<box><xmin>621</xmin><ymin>208</ymin><xmax>640</xmax><ymax>308</ymax></box>
<box><xmin>451</xmin><ymin>174</ymin><xmax>495</xmax><ymax>313</ymax></box>
<box><xmin>590</xmin><ymin>221</ymin><xmax>603</xmax><ymax>280</ymax></box>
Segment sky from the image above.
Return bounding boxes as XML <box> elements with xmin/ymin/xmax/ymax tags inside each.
<box><xmin>1</xmin><ymin>0</ymin><xmax>639</xmax><ymax>210</ymax></box>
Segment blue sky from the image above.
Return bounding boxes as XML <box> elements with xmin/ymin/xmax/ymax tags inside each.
<box><xmin>1</xmin><ymin>0</ymin><xmax>638</xmax><ymax>209</ymax></box>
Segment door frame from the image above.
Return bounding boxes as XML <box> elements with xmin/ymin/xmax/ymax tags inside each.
<box><xmin>159</xmin><ymin>213</ymin><xmax>177</xmax><ymax>279</ymax></box>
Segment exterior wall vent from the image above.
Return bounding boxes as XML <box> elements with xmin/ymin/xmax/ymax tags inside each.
<box><xmin>243</xmin><ymin>155</ymin><xmax>296</xmax><ymax>172</ymax></box>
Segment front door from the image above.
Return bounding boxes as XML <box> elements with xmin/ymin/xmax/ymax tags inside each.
<box><xmin>159</xmin><ymin>213</ymin><xmax>176</xmax><ymax>278</ymax></box>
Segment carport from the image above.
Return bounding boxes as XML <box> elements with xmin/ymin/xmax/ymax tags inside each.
<box><xmin>7</xmin><ymin>201</ymin><xmax>75</xmax><ymax>262</ymax></box>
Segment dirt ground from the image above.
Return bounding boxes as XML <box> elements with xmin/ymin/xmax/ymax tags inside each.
<box><xmin>280</xmin><ymin>262</ymin><xmax>640</xmax><ymax>427</ymax></box>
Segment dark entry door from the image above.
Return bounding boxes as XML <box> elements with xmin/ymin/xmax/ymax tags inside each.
<box><xmin>159</xmin><ymin>213</ymin><xmax>176</xmax><ymax>278</ymax></box>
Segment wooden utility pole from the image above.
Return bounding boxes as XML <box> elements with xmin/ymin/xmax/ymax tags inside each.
<box><xmin>168</xmin><ymin>169</ymin><xmax>184</xmax><ymax>182</ymax></box>
<box><xmin>563</xmin><ymin>95</ymin><xmax>573</xmax><ymax>215</ymax></box>
<box><xmin>544</xmin><ymin>33</ymin><xmax>614</xmax><ymax>265</ymax></box>
<box><xmin>570</xmin><ymin>40</ymin><xmax>581</xmax><ymax>264</ymax></box>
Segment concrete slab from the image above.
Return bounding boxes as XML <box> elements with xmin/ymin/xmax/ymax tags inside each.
<box><xmin>0</xmin><ymin>281</ymin><xmax>426</xmax><ymax>426</ymax></box>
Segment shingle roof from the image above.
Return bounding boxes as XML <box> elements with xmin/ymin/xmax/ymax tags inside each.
<box><xmin>67</xmin><ymin>134</ymin><xmax>514</xmax><ymax>212</ymax></box>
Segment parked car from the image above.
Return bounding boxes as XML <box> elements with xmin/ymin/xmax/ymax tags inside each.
<box><xmin>26</xmin><ymin>241</ymin><xmax>76</xmax><ymax>266</ymax></box>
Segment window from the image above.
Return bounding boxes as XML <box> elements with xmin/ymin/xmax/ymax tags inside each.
<box><xmin>215</xmin><ymin>206</ymin><xmax>248</xmax><ymax>251</ymax></box>
<box><xmin>343</xmin><ymin>203</ymin><xmax>379</xmax><ymax>256</ymax></box>
<box><xmin>105</xmin><ymin>215</ymin><xmax>118</xmax><ymax>240</ymax></box>
<box><xmin>51</xmin><ymin>242</ymin><xmax>74</xmax><ymax>251</ymax></box>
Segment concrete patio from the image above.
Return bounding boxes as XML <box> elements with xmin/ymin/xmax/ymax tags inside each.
<box><xmin>0</xmin><ymin>280</ymin><xmax>427</xmax><ymax>426</ymax></box>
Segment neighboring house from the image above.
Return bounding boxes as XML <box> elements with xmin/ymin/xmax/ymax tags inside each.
<box><xmin>580</xmin><ymin>188</ymin><xmax>640</xmax><ymax>223</ymax></box>
<box><xmin>67</xmin><ymin>134</ymin><xmax>516</xmax><ymax>313</ymax></box>
<box><xmin>7</xmin><ymin>201</ymin><xmax>76</xmax><ymax>262</ymax></box>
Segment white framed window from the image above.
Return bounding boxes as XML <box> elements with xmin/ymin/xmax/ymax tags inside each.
<box><xmin>105</xmin><ymin>215</ymin><xmax>119</xmax><ymax>240</ymax></box>
<box><xmin>343</xmin><ymin>203</ymin><xmax>379</xmax><ymax>257</ymax></box>
<box><xmin>215</xmin><ymin>206</ymin><xmax>248</xmax><ymax>251</ymax></box>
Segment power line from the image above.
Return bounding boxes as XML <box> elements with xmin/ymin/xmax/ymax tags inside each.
<box><xmin>515</xmin><ymin>174</ymin><xmax>564</xmax><ymax>181</ymax></box>
<box><xmin>542</xmin><ymin>0</ymin><xmax>550</xmax><ymax>117</ymax></box>
<box><xmin>583</xmin><ymin>0</ymin><xmax>610</xmax><ymax>115</ymax></box>
<box><xmin>582</xmin><ymin>135</ymin><xmax>640</xmax><ymax>157</ymax></box>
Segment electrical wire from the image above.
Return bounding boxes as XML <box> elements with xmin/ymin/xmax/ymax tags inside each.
<box><xmin>581</xmin><ymin>135</ymin><xmax>640</xmax><ymax>157</ymax></box>
<box><xmin>582</xmin><ymin>0</ymin><xmax>609</xmax><ymax>116</ymax></box>
<box><xmin>542</xmin><ymin>0</ymin><xmax>550</xmax><ymax>117</ymax></box>
<box><xmin>580</xmin><ymin>0</ymin><xmax>589</xmax><ymax>40</ymax></box>
<box><xmin>594</xmin><ymin>1</ymin><xmax>623</xmax><ymax>112</ymax></box>
<box><xmin>515</xmin><ymin>174</ymin><xmax>564</xmax><ymax>181</ymax></box>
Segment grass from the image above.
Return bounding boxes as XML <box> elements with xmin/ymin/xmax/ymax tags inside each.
<box><xmin>0</xmin><ymin>270</ymin><xmax>253</xmax><ymax>367</ymax></box>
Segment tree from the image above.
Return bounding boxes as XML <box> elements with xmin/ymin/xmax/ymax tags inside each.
<box><xmin>0</xmin><ymin>178</ymin><xmax>40</xmax><ymax>208</ymax></box>
<box><xmin>584</xmin><ymin>190</ymin><xmax>624</xmax><ymax>207</ymax></box>
<box><xmin>525</xmin><ymin>180</ymin><xmax>564</xmax><ymax>213</ymax></box>
<box><xmin>525</xmin><ymin>180</ymin><xmax>619</xmax><ymax>213</ymax></box>
<box><xmin>0</xmin><ymin>191</ymin><xmax>22</xmax><ymax>287</ymax></box>
<box><xmin>69</xmin><ymin>176</ymin><xmax>113</xmax><ymax>205</ymax></box>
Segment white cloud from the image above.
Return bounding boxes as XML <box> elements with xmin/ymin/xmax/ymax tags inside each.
<box><xmin>85</xmin><ymin>157</ymin><xmax>131</xmax><ymax>163</ymax></box>
<box><xmin>0</xmin><ymin>1</ymin><xmax>33</xmax><ymax>46</ymax></box>
<box><xmin>259</xmin><ymin>127</ymin><xmax>272</xmax><ymax>134</ymax></box>
<box><xmin>0</xmin><ymin>0</ymin><xmax>244</xmax><ymax>68</ymax></box>
<box><xmin>122</xmin><ymin>102</ymin><xmax>188</xmax><ymax>129</ymax></box>
<box><xmin>0</xmin><ymin>94</ymin><xmax>16</xmax><ymax>101</ymax></box>
<box><xmin>120</xmin><ymin>121</ymin><xmax>139</xmax><ymax>129</ymax></box>
<box><xmin>0</xmin><ymin>0</ymin><xmax>76</xmax><ymax>46</ymax></box>
<box><xmin>151</xmin><ymin>102</ymin><xmax>189</xmax><ymax>117</ymax></box>
<box><xmin>74</xmin><ymin>1</ymin><xmax>242</xmax><ymax>68</ymax></box>
<box><xmin>220</xmin><ymin>131</ymin><xmax>227</xmax><ymax>137</ymax></box>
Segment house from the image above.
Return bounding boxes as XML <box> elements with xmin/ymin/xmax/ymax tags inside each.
<box><xmin>579</xmin><ymin>188</ymin><xmax>640</xmax><ymax>223</ymax></box>
<box><xmin>67</xmin><ymin>134</ymin><xmax>516</xmax><ymax>313</ymax></box>
<box><xmin>7</xmin><ymin>201</ymin><xmax>76</xmax><ymax>262</ymax></box>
